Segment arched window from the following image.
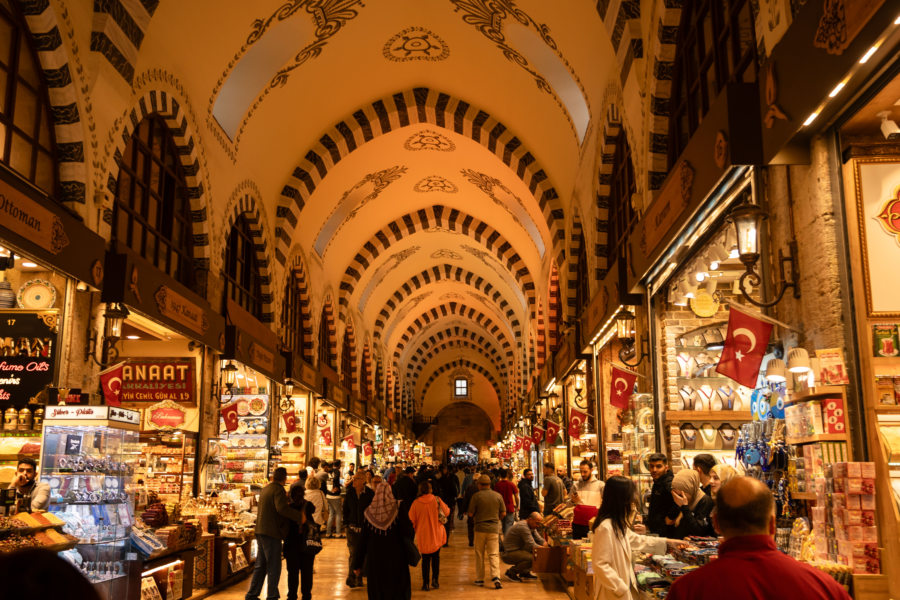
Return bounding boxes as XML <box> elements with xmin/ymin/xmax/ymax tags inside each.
<box><xmin>281</xmin><ymin>271</ymin><xmax>310</xmax><ymax>360</ymax></box>
<box><xmin>341</xmin><ymin>330</ymin><xmax>353</xmax><ymax>390</ymax></box>
<box><xmin>608</xmin><ymin>130</ymin><xmax>637</xmax><ymax>264</ymax></box>
<box><xmin>360</xmin><ymin>358</ymin><xmax>371</xmax><ymax>402</ymax></box>
<box><xmin>668</xmin><ymin>0</ymin><xmax>757</xmax><ymax>166</ymax></box>
<box><xmin>0</xmin><ymin>2</ymin><xmax>57</xmax><ymax>194</ymax></box>
<box><xmin>318</xmin><ymin>305</ymin><xmax>334</xmax><ymax>369</ymax></box>
<box><xmin>223</xmin><ymin>215</ymin><xmax>263</xmax><ymax>318</ymax></box>
<box><xmin>114</xmin><ymin>115</ymin><xmax>196</xmax><ymax>290</ymax></box>
<box><xmin>575</xmin><ymin>231</ymin><xmax>589</xmax><ymax>313</ymax></box>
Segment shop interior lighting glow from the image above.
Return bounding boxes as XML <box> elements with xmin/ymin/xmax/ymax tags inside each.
<box><xmin>802</xmin><ymin>111</ymin><xmax>820</xmax><ymax>127</ymax></box>
<box><xmin>21</xmin><ymin>262</ymin><xmax>37</xmax><ymax>268</ymax></box>
<box><xmin>143</xmin><ymin>559</ymin><xmax>183</xmax><ymax>576</ymax></box>
<box><xmin>828</xmin><ymin>82</ymin><xmax>846</xmax><ymax>97</ymax></box>
<box><xmin>859</xmin><ymin>44</ymin><xmax>879</xmax><ymax>63</ymax></box>
<box><xmin>544</xmin><ymin>378</ymin><xmax>557</xmax><ymax>393</ymax></box>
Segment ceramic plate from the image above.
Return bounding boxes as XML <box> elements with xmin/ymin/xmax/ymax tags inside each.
<box><xmin>17</xmin><ymin>279</ymin><xmax>56</xmax><ymax>309</ymax></box>
<box><xmin>248</xmin><ymin>397</ymin><xmax>267</xmax><ymax>416</ymax></box>
<box><xmin>236</xmin><ymin>400</ymin><xmax>250</xmax><ymax>416</ymax></box>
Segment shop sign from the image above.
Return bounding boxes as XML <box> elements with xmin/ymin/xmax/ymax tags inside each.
<box><xmin>146</xmin><ymin>400</ymin><xmax>187</xmax><ymax>430</ymax></box>
<box><xmin>639</xmin><ymin>160</ymin><xmax>695</xmax><ymax>257</ymax></box>
<box><xmin>108</xmin><ymin>407</ymin><xmax>141</xmax><ymax>425</ymax></box>
<box><xmin>351</xmin><ymin>397</ymin><xmax>364</xmax><ymax>418</ymax></box>
<box><xmin>227</xmin><ymin>298</ymin><xmax>278</xmax><ymax>349</ymax></box>
<box><xmin>45</xmin><ymin>405</ymin><xmax>139</xmax><ymax>424</ymax></box>
<box><xmin>248</xmin><ymin>342</ymin><xmax>275</xmax><ymax>373</ymax></box>
<box><xmin>0</xmin><ymin>310</ymin><xmax>58</xmax><ymax>403</ymax></box>
<box><xmin>855</xmin><ymin>159</ymin><xmax>900</xmax><ymax>316</ymax></box>
<box><xmin>154</xmin><ymin>285</ymin><xmax>209</xmax><ymax>336</ymax></box>
<box><xmin>331</xmin><ymin>384</ymin><xmax>349</xmax><ymax>410</ymax></box>
<box><xmin>0</xmin><ymin>178</ymin><xmax>69</xmax><ymax>255</ymax></box>
<box><xmin>119</xmin><ymin>358</ymin><xmax>195</xmax><ymax>404</ymax></box>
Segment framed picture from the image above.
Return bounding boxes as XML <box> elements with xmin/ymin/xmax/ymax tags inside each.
<box><xmin>854</xmin><ymin>158</ymin><xmax>900</xmax><ymax>317</ymax></box>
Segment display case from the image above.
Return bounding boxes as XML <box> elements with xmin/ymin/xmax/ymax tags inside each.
<box><xmin>134</xmin><ymin>431</ymin><xmax>197</xmax><ymax>505</ymax></box>
<box><xmin>204</xmin><ymin>437</ymin><xmax>268</xmax><ymax>492</ymax></box>
<box><xmin>620</xmin><ymin>393</ymin><xmax>656</xmax><ymax>508</ymax></box>
<box><xmin>38</xmin><ymin>405</ymin><xmax>141</xmax><ymax>600</ymax></box>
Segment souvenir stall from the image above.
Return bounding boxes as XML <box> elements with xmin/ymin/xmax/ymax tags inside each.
<box><xmin>312</xmin><ymin>395</ymin><xmax>338</xmax><ymax>462</ymax></box>
<box><xmin>272</xmin><ymin>353</ymin><xmax>320</xmax><ymax>479</ymax></box>
<box><xmin>339</xmin><ymin>413</ymin><xmax>362</xmax><ymax>470</ymax></box>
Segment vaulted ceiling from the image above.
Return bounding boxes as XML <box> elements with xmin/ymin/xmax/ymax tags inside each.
<box><xmin>102</xmin><ymin>0</ymin><xmax>622</xmax><ymax>426</ymax></box>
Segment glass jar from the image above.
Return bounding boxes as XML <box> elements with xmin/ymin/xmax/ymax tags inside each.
<box><xmin>17</xmin><ymin>407</ymin><xmax>31</xmax><ymax>431</ymax></box>
<box><xmin>3</xmin><ymin>407</ymin><xmax>17</xmax><ymax>431</ymax></box>
<box><xmin>32</xmin><ymin>407</ymin><xmax>44</xmax><ymax>430</ymax></box>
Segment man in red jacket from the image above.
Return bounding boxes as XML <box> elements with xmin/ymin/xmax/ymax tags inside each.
<box><xmin>668</xmin><ymin>477</ymin><xmax>851</xmax><ymax>600</ymax></box>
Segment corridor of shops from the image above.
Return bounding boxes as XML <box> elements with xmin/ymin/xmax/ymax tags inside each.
<box><xmin>0</xmin><ymin>1</ymin><xmax>899</xmax><ymax>599</ymax></box>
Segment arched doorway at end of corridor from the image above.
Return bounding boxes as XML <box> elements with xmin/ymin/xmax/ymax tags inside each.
<box><xmin>447</xmin><ymin>441</ymin><xmax>479</xmax><ymax>465</ymax></box>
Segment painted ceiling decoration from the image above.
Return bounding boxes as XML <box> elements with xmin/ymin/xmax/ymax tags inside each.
<box><xmin>406</xmin><ymin>340</ymin><xmax>504</xmax><ymax>384</ymax></box>
<box><xmin>314</xmin><ymin>165</ymin><xmax>409</xmax><ymax>256</ymax></box>
<box><xmin>272</xmin><ymin>88</ymin><xmax>565</xmax><ymax>268</ymax></box>
<box><xmin>414</xmin><ymin>175</ymin><xmax>459</xmax><ymax>193</ymax></box>
<box><xmin>355</xmin><ymin>245</ymin><xmax>421</xmax><ymax>311</ymax></box>
<box><xmin>403</xmin><ymin>129</ymin><xmax>456</xmax><ymax>152</ymax></box>
<box><xmin>383</xmin><ymin>26</ymin><xmax>450</xmax><ymax>62</ymax></box>
<box><xmin>419</xmin><ymin>359</ymin><xmax>504</xmax><ymax>406</ymax></box>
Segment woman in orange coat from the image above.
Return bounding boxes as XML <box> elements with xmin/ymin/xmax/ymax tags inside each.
<box><xmin>408</xmin><ymin>479</ymin><xmax>450</xmax><ymax>591</ymax></box>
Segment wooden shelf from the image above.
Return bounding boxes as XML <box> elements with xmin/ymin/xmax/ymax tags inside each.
<box><xmin>791</xmin><ymin>491</ymin><xmax>819</xmax><ymax>501</ymax></box>
<box><xmin>785</xmin><ymin>433</ymin><xmax>848</xmax><ymax>445</ymax></box>
<box><xmin>664</xmin><ymin>410</ymin><xmax>752</xmax><ymax>422</ymax></box>
<box><xmin>789</xmin><ymin>386</ymin><xmax>847</xmax><ymax>402</ymax></box>
<box><xmin>874</xmin><ymin>405</ymin><xmax>900</xmax><ymax>414</ymax></box>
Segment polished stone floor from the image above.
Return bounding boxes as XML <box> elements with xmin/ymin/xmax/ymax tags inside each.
<box><xmin>206</xmin><ymin>520</ymin><xmax>570</xmax><ymax>599</ymax></box>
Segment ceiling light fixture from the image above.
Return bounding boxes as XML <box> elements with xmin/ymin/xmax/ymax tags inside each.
<box><xmin>828</xmin><ymin>82</ymin><xmax>846</xmax><ymax>98</ymax></box>
<box><xmin>859</xmin><ymin>44</ymin><xmax>880</xmax><ymax>64</ymax></box>
<box><xmin>125</xmin><ymin>335</ymin><xmax>140</xmax><ymax>340</ymax></box>
<box><xmin>802</xmin><ymin>111</ymin><xmax>820</xmax><ymax>127</ymax></box>
<box><xmin>21</xmin><ymin>262</ymin><xmax>37</xmax><ymax>268</ymax></box>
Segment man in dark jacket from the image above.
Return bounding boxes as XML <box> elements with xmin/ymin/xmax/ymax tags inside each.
<box><xmin>517</xmin><ymin>468</ymin><xmax>540</xmax><ymax>519</ymax></box>
<box><xmin>245</xmin><ymin>467</ymin><xmax>306</xmax><ymax>600</ymax></box>
<box><xmin>391</xmin><ymin>466</ymin><xmax>417</xmax><ymax>517</ymax></box>
<box><xmin>342</xmin><ymin>472</ymin><xmax>374</xmax><ymax>588</ymax></box>
<box><xmin>436</xmin><ymin>464</ymin><xmax>460</xmax><ymax>542</ymax></box>
<box><xmin>646</xmin><ymin>453</ymin><xmax>678</xmax><ymax>535</ymax></box>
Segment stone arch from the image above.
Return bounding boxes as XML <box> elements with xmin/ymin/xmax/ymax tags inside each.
<box><xmin>594</xmin><ymin>1</ymin><xmax>645</xmax><ymax>92</ymax></box>
<box><xmin>373</xmin><ymin>264</ymin><xmax>524</xmax><ymax>340</ymax></box>
<box><xmin>406</xmin><ymin>339</ymin><xmax>505</xmax><ymax>387</ymax></box>
<box><xmin>595</xmin><ymin>104</ymin><xmax>624</xmax><ymax>280</ymax></box>
<box><xmin>338</xmin><ymin>205</ymin><xmax>536</xmax><ymax>317</ymax></box>
<box><xmin>221</xmin><ymin>184</ymin><xmax>275</xmax><ymax>322</ymax></box>
<box><xmin>361</xmin><ymin>342</ymin><xmax>373</xmax><ymax>400</ymax></box>
<box><xmin>281</xmin><ymin>248</ymin><xmax>314</xmax><ymax>361</ymax></box>
<box><xmin>548</xmin><ymin>262</ymin><xmax>562</xmax><ymax>352</ymax></box>
<box><xmin>274</xmin><ymin>87</ymin><xmax>565</xmax><ymax>268</ymax></box>
<box><xmin>420</xmin><ymin>359</ymin><xmax>504</xmax><ymax>408</ymax></box>
<box><xmin>646</xmin><ymin>0</ymin><xmax>684</xmax><ymax>191</ymax></box>
<box><xmin>13</xmin><ymin>0</ymin><xmax>88</xmax><ymax>211</ymax></box>
<box><xmin>536</xmin><ymin>299</ymin><xmax>546</xmax><ymax>371</ymax></box>
<box><xmin>317</xmin><ymin>295</ymin><xmax>338</xmax><ymax>369</ymax></box>
<box><xmin>404</xmin><ymin>327</ymin><xmax>506</xmax><ymax>375</ymax></box>
<box><xmin>90</xmin><ymin>1</ymin><xmax>160</xmax><ymax>82</ymax></box>
<box><xmin>567</xmin><ymin>213</ymin><xmax>588</xmax><ymax>314</ymax></box>
<box><xmin>340</xmin><ymin>315</ymin><xmax>358</xmax><ymax>392</ymax></box>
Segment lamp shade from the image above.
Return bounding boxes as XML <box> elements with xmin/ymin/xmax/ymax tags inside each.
<box><xmin>765</xmin><ymin>358</ymin><xmax>787</xmax><ymax>382</ymax></box>
<box><xmin>786</xmin><ymin>348</ymin><xmax>811</xmax><ymax>373</ymax></box>
<box><xmin>729</xmin><ymin>202</ymin><xmax>767</xmax><ymax>257</ymax></box>
<box><xmin>615</xmin><ymin>309</ymin><xmax>636</xmax><ymax>342</ymax></box>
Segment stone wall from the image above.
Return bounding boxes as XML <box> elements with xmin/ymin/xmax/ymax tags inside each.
<box><xmin>419</xmin><ymin>401</ymin><xmax>495</xmax><ymax>462</ymax></box>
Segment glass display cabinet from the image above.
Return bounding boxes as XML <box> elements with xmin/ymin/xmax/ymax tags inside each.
<box><xmin>620</xmin><ymin>392</ymin><xmax>656</xmax><ymax>511</ymax></box>
<box><xmin>38</xmin><ymin>405</ymin><xmax>141</xmax><ymax>600</ymax></box>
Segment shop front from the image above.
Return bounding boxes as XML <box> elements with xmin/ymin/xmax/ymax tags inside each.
<box><xmin>273</xmin><ymin>353</ymin><xmax>320</xmax><ymax>479</ymax></box>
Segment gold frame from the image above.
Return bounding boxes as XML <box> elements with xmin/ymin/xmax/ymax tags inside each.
<box><xmin>853</xmin><ymin>156</ymin><xmax>900</xmax><ymax>318</ymax></box>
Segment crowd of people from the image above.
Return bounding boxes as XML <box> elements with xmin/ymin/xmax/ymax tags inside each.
<box><xmin>236</xmin><ymin>453</ymin><xmax>851</xmax><ymax>600</ymax></box>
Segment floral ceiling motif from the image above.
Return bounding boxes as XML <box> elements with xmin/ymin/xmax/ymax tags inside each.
<box><xmin>384</xmin><ymin>26</ymin><xmax>450</xmax><ymax>62</ymax></box>
<box><xmin>414</xmin><ymin>175</ymin><xmax>459</xmax><ymax>193</ymax></box>
<box><xmin>404</xmin><ymin>129</ymin><xmax>456</xmax><ymax>152</ymax></box>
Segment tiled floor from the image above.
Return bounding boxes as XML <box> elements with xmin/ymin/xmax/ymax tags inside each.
<box><xmin>206</xmin><ymin>521</ymin><xmax>570</xmax><ymax>599</ymax></box>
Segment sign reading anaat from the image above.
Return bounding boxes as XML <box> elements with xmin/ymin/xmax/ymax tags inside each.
<box><xmin>119</xmin><ymin>358</ymin><xmax>195</xmax><ymax>404</ymax></box>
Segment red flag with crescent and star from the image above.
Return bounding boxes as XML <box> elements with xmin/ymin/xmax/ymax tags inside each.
<box><xmin>221</xmin><ymin>402</ymin><xmax>240</xmax><ymax>432</ymax></box>
<box><xmin>609</xmin><ymin>365</ymin><xmax>638</xmax><ymax>410</ymax></box>
<box><xmin>716</xmin><ymin>306</ymin><xmax>773</xmax><ymax>388</ymax></box>
<box><xmin>282</xmin><ymin>410</ymin><xmax>298</xmax><ymax>433</ymax></box>
<box><xmin>531</xmin><ymin>425</ymin><xmax>544</xmax><ymax>445</ymax></box>
<box><xmin>521</xmin><ymin>436</ymin><xmax>532</xmax><ymax>452</ymax></box>
<box><xmin>568</xmin><ymin>408</ymin><xmax>587</xmax><ymax>439</ymax></box>
<box><xmin>99</xmin><ymin>361</ymin><xmax>126</xmax><ymax>407</ymax></box>
<box><xmin>320</xmin><ymin>426</ymin><xmax>333</xmax><ymax>447</ymax></box>
<box><xmin>512</xmin><ymin>436</ymin><xmax>523</xmax><ymax>452</ymax></box>
<box><xmin>545</xmin><ymin>419</ymin><xmax>561</xmax><ymax>444</ymax></box>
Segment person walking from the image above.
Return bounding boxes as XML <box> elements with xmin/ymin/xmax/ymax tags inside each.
<box><xmin>501</xmin><ymin>511</ymin><xmax>545</xmax><ymax>582</ymax></box>
<box><xmin>304</xmin><ymin>475</ymin><xmax>328</xmax><ymax>528</ymax></box>
<box><xmin>556</xmin><ymin>464</ymin><xmax>574</xmax><ymax>494</ymax></box>
<box><xmin>245</xmin><ymin>467</ymin><xmax>306</xmax><ymax>600</ymax></box>
<box><xmin>517</xmin><ymin>468</ymin><xmax>540</xmax><ymax>519</ymax></box>
<box><xmin>435</xmin><ymin>464</ymin><xmax>459</xmax><ymax>544</ymax></box>
<box><xmin>666</xmin><ymin>469</ymin><xmax>715</xmax><ymax>538</ymax></box>
<box><xmin>645</xmin><ymin>453</ymin><xmax>677</xmax><ymax>535</ymax></box>
<box><xmin>493</xmin><ymin>468</ymin><xmax>518</xmax><ymax>534</ymax></box>
<box><xmin>392</xmin><ymin>466</ymin><xmax>418</xmax><ymax>518</ymax></box>
<box><xmin>667</xmin><ymin>477</ymin><xmax>851</xmax><ymax>600</ymax></box>
<box><xmin>342</xmin><ymin>472</ymin><xmax>374</xmax><ymax>588</ymax></box>
<box><xmin>467</xmin><ymin>474</ymin><xmax>506</xmax><ymax>589</ymax></box>
<box><xmin>591</xmin><ymin>476</ymin><xmax>685</xmax><ymax>600</ymax></box>
<box><xmin>352</xmin><ymin>482</ymin><xmax>415</xmax><ymax>600</ymax></box>
<box><xmin>325</xmin><ymin>459</ymin><xmax>343</xmax><ymax>538</ymax></box>
<box><xmin>282</xmin><ymin>484</ymin><xmax>317</xmax><ymax>600</ymax></box>
<box><xmin>459</xmin><ymin>471</ymin><xmax>480</xmax><ymax>547</ymax></box>
<box><xmin>540</xmin><ymin>462</ymin><xmax>566</xmax><ymax>516</ymax></box>
<box><xmin>408</xmin><ymin>480</ymin><xmax>450</xmax><ymax>591</ymax></box>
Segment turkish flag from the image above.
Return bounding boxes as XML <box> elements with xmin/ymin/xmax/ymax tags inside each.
<box><xmin>545</xmin><ymin>419</ymin><xmax>561</xmax><ymax>444</ymax></box>
<box><xmin>282</xmin><ymin>410</ymin><xmax>297</xmax><ymax>433</ymax></box>
<box><xmin>609</xmin><ymin>365</ymin><xmax>638</xmax><ymax>410</ymax></box>
<box><xmin>716</xmin><ymin>306</ymin><xmax>773</xmax><ymax>388</ymax></box>
<box><xmin>221</xmin><ymin>402</ymin><xmax>239</xmax><ymax>432</ymax></box>
<box><xmin>531</xmin><ymin>425</ymin><xmax>545</xmax><ymax>445</ymax></box>
<box><xmin>569</xmin><ymin>408</ymin><xmax>587</xmax><ymax>439</ymax></box>
<box><xmin>343</xmin><ymin>434</ymin><xmax>356</xmax><ymax>450</ymax></box>
<box><xmin>99</xmin><ymin>361</ymin><xmax>126</xmax><ymax>407</ymax></box>
<box><xmin>364</xmin><ymin>443</ymin><xmax>373</xmax><ymax>457</ymax></box>
<box><xmin>521</xmin><ymin>436</ymin><xmax>532</xmax><ymax>452</ymax></box>
<box><xmin>513</xmin><ymin>436</ymin><xmax>523</xmax><ymax>452</ymax></box>
<box><xmin>320</xmin><ymin>426</ymin><xmax>333</xmax><ymax>446</ymax></box>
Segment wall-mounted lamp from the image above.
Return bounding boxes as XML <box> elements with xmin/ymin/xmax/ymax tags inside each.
<box><xmin>279</xmin><ymin>378</ymin><xmax>297</xmax><ymax>411</ymax></box>
<box><xmin>222</xmin><ymin>361</ymin><xmax>238</xmax><ymax>398</ymax></box>
<box><xmin>615</xmin><ymin>308</ymin><xmax>649</xmax><ymax>368</ymax></box>
<box><xmin>571</xmin><ymin>368</ymin><xmax>588</xmax><ymax>410</ymax></box>
<box><xmin>86</xmin><ymin>302</ymin><xmax>130</xmax><ymax>366</ymax></box>
<box><xmin>728</xmin><ymin>200</ymin><xmax>800</xmax><ymax>308</ymax></box>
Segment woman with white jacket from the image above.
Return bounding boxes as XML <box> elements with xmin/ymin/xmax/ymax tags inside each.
<box><xmin>592</xmin><ymin>476</ymin><xmax>684</xmax><ymax>600</ymax></box>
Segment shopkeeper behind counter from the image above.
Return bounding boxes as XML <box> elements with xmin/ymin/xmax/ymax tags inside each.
<box><xmin>6</xmin><ymin>458</ymin><xmax>49</xmax><ymax>513</ymax></box>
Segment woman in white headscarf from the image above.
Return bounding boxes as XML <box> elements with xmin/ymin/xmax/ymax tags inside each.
<box><xmin>667</xmin><ymin>469</ymin><xmax>715</xmax><ymax>538</ymax></box>
<box><xmin>352</xmin><ymin>481</ymin><xmax>414</xmax><ymax>600</ymax></box>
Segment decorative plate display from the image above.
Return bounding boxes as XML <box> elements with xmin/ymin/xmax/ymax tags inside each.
<box><xmin>292</xmin><ymin>435</ymin><xmax>303</xmax><ymax>447</ymax></box>
<box><xmin>248</xmin><ymin>397</ymin><xmax>267</xmax><ymax>416</ymax></box>
<box><xmin>236</xmin><ymin>420</ymin><xmax>248</xmax><ymax>434</ymax></box>
<box><xmin>236</xmin><ymin>400</ymin><xmax>250</xmax><ymax>416</ymax></box>
<box><xmin>17</xmin><ymin>279</ymin><xmax>56</xmax><ymax>309</ymax></box>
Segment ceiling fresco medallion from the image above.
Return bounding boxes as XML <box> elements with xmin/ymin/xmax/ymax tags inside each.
<box><xmin>431</xmin><ymin>249</ymin><xmax>462</xmax><ymax>260</ymax></box>
<box><xmin>404</xmin><ymin>129</ymin><xmax>456</xmax><ymax>152</ymax></box>
<box><xmin>414</xmin><ymin>175</ymin><xmax>459</xmax><ymax>193</ymax></box>
<box><xmin>384</xmin><ymin>26</ymin><xmax>450</xmax><ymax>62</ymax></box>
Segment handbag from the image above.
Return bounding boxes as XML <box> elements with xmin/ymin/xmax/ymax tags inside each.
<box><xmin>403</xmin><ymin>533</ymin><xmax>421</xmax><ymax>566</ymax></box>
<box><xmin>301</xmin><ymin>522</ymin><xmax>324</xmax><ymax>556</ymax></box>
<box><xmin>436</xmin><ymin>497</ymin><xmax>448</xmax><ymax>525</ymax></box>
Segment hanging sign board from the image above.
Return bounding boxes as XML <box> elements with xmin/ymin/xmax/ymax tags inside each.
<box><xmin>119</xmin><ymin>358</ymin><xmax>196</xmax><ymax>404</ymax></box>
<box><xmin>146</xmin><ymin>400</ymin><xmax>188</xmax><ymax>430</ymax></box>
<box><xmin>0</xmin><ymin>309</ymin><xmax>58</xmax><ymax>404</ymax></box>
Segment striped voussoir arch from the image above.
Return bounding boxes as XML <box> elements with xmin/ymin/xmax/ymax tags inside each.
<box><xmin>391</xmin><ymin>302</ymin><xmax>515</xmax><ymax>364</ymax></box>
<box><xmin>595</xmin><ymin>105</ymin><xmax>622</xmax><ymax>280</ymax></box>
<box><xmin>647</xmin><ymin>0</ymin><xmax>682</xmax><ymax>191</ymax></box>
<box><xmin>90</xmin><ymin>0</ymin><xmax>159</xmax><ymax>83</ymax></box>
<box><xmin>282</xmin><ymin>253</ymin><xmax>314</xmax><ymax>361</ymax></box>
<box><xmin>339</xmin><ymin>205</ymin><xmax>536</xmax><ymax>316</ymax></box>
<box><xmin>14</xmin><ymin>0</ymin><xmax>88</xmax><ymax>210</ymax></box>
<box><xmin>419</xmin><ymin>359</ymin><xmax>505</xmax><ymax>407</ymax></box>
<box><xmin>406</xmin><ymin>338</ymin><xmax>505</xmax><ymax>385</ymax></box>
<box><xmin>548</xmin><ymin>264</ymin><xmax>562</xmax><ymax>352</ymax></box>
<box><xmin>536</xmin><ymin>301</ymin><xmax>546</xmax><ymax>370</ymax></box>
<box><xmin>595</xmin><ymin>0</ymin><xmax>644</xmax><ymax>87</ymax></box>
<box><xmin>361</xmin><ymin>343</ymin><xmax>372</xmax><ymax>399</ymax></box>
<box><xmin>567</xmin><ymin>216</ymin><xmax>584</xmax><ymax>311</ymax></box>
<box><xmin>340</xmin><ymin>317</ymin><xmax>358</xmax><ymax>392</ymax></box>
<box><xmin>273</xmin><ymin>87</ymin><xmax>566</xmax><ymax>267</ymax></box>
<box><xmin>403</xmin><ymin>326</ymin><xmax>504</xmax><ymax>369</ymax></box>
<box><xmin>317</xmin><ymin>298</ymin><xmax>338</xmax><ymax>369</ymax></box>
<box><xmin>107</xmin><ymin>89</ymin><xmax>211</xmax><ymax>274</ymax></box>
<box><xmin>373</xmin><ymin>264</ymin><xmax>524</xmax><ymax>340</ymax></box>
<box><xmin>222</xmin><ymin>194</ymin><xmax>274</xmax><ymax>322</ymax></box>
